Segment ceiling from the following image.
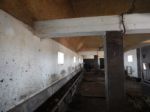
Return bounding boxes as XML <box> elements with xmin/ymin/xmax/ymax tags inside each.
<box><xmin>0</xmin><ymin>0</ymin><xmax>150</xmax><ymax>52</ymax></box>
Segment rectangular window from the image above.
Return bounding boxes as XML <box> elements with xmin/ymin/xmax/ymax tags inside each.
<box><xmin>74</xmin><ymin>56</ymin><xmax>76</xmax><ymax>63</ymax></box>
<box><xmin>143</xmin><ymin>63</ymin><xmax>147</xmax><ymax>70</ymax></box>
<box><xmin>127</xmin><ymin>55</ymin><xmax>133</xmax><ymax>62</ymax></box>
<box><xmin>58</xmin><ymin>52</ymin><xmax>64</xmax><ymax>64</ymax></box>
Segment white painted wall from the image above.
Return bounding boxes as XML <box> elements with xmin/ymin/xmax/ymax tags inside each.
<box><xmin>124</xmin><ymin>49</ymin><xmax>138</xmax><ymax>77</ymax></box>
<box><xmin>79</xmin><ymin>51</ymin><xmax>104</xmax><ymax>59</ymax></box>
<box><xmin>79</xmin><ymin>50</ymin><xmax>138</xmax><ymax>77</ymax></box>
<box><xmin>0</xmin><ymin>10</ymin><xmax>82</xmax><ymax>112</ymax></box>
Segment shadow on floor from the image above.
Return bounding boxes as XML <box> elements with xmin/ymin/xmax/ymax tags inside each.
<box><xmin>66</xmin><ymin>70</ymin><xmax>106</xmax><ymax>112</ymax></box>
<box><xmin>66</xmin><ymin>69</ymin><xmax>150</xmax><ymax>112</ymax></box>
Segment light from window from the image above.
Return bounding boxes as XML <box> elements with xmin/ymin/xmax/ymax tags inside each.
<box><xmin>74</xmin><ymin>56</ymin><xmax>76</xmax><ymax>63</ymax></box>
<box><xmin>127</xmin><ymin>55</ymin><xmax>133</xmax><ymax>62</ymax></box>
<box><xmin>143</xmin><ymin>63</ymin><xmax>147</xmax><ymax>70</ymax></box>
<box><xmin>58</xmin><ymin>52</ymin><xmax>64</xmax><ymax>64</ymax></box>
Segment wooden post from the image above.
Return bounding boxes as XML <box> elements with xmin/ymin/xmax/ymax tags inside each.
<box><xmin>104</xmin><ymin>31</ymin><xmax>125</xmax><ymax>111</ymax></box>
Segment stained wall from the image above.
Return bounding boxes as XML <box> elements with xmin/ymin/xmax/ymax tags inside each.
<box><xmin>0</xmin><ymin>10</ymin><xmax>81</xmax><ymax>112</ymax></box>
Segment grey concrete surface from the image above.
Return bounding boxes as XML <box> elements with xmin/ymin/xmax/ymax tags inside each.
<box><xmin>0</xmin><ymin>10</ymin><xmax>82</xmax><ymax>112</ymax></box>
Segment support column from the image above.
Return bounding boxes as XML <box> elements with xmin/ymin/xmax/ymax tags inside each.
<box><xmin>137</xmin><ymin>48</ymin><xmax>142</xmax><ymax>79</ymax></box>
<box><xmin>104</xmin><ymin>31</ymin><xmax>125</xmax><ymax>111</ymax></box>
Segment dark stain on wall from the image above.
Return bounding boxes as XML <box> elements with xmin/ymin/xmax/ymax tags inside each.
<box><xmin>19</xmin><ymin>91</ymin><xmax>35</xmax><ymax>100</ymax></box>
<box><xmin>12</xmin><ymin>59</ymin><xmax>15</xmax><ymax>62</ymax></box>
<box><xmin>60</xmin><ymin>70</ymin><xmax>66</xmax><ymax>75</ymax></box>
<box><xmin>9</xmin><ymin>78</ymin><xmax>13</xmax><ymax>81</ymax></box>
<box><xmin>0</xmin><ymin>79</ymin><xmax>4</xmax><ymax>83</ymax></box>
<box><xmin>19</xmin><ymin>94</ymin><xmax>27</xmax><ymax>100</ymax></box>
<box><xmin>51</xmin><ymin>73</ymin><xmax>58</xmax><ymax>82</ymax></box>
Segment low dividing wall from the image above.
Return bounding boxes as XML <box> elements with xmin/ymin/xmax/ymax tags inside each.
<box><xmin>9</xmin><ymin>70</ymin><xmax>82</xmax><ymax>112</ymax></box>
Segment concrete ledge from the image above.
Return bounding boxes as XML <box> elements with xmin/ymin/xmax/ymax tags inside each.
<box><xmin>8</xmin><ymin>69</ymin><xmax>82</xmax><ymax>112</ymax></box>
<box><xmin>51</xmin><ymin>72</ymin><xmax>83</xmax><ymax>112</ymax></box>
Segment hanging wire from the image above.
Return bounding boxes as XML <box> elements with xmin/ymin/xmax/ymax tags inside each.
<box><xmin>120</xmin><ymin>0</ymin><xmax>136</xmax><ymax>37</ymax></box>
<box><xmin>127</xmin><ymin>0</ymin><xmax>136</xmax><ymax>14</ymax></box>
<box><xmin>121</xmin><ymin>13</ymin><xmax>126</xmax><ymax>36</ymax></box>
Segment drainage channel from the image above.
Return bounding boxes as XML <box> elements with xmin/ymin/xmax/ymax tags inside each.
<box><xmin>35</xmin><ymin>71</ymin><xmax>83</xmax><ymax>112</ymax></box>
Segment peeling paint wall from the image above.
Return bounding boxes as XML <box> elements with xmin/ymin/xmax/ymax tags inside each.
<box><xmin>124</xmin><ymin>49</ymin><xmax>138</xmax><ymax>78</ymax></box>
<box><xmin>0</xmin><ymin>10</ymin><xmax>82</xmax><ymax>112</ymax></box>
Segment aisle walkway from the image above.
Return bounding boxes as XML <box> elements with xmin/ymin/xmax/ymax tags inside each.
<box><xmin>66</xmin><ymin>70</ymin><xmax>106</xmax><ymax>112</ymax></box>
<box><xmin>66</xmin><ymin>70</ymin><xmax>145</xmax><ymax>112</ymax></box>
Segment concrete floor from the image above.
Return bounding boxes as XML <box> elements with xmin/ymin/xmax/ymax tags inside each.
<box><xmin>34</xmin><ymin>69</ymin><xmax>150</xmax><ymax>112</ymax></box>
<box><xmin>66</xmin><ymin>70</ymin><xmax>106</xmax><ymax>112</ymax></box>
<box><xmin>66</xmin><ymin>69</ymin><xmax>147</xmax><ymax>112</ymax></box>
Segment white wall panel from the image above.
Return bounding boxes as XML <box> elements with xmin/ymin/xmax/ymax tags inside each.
<box><xmin>0</xmin><ymin>10</ymin><xmax>81</xmax><ymax>112</ymax></box>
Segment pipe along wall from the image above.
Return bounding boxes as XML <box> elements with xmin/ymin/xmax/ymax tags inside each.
<box><xmin>0</xmin><ymin>10</ymin><xmax>83</xmax><ymax>112</ymax></box>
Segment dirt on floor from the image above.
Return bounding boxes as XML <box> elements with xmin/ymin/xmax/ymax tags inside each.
<box><xmin>66</xmin><ymin>70</ymin><xmax>106</xmax><ymax>112</ymax></box>
<box><xmin>66</xmin><ymin>69</ymin><xmax>149</xmax><ymax>112</ymax></box>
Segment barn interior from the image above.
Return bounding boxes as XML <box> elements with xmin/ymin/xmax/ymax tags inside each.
<box><xmin>0</xmin><ymin>0</ymin><xmax>150</xmax><ymax>112</ymax></box>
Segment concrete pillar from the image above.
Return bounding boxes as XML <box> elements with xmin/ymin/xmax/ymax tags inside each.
<box><xmin>137</xmin><ymin>48</ymin><xmax>142</xmax><ymax>79</ymax></box>
<box><xmin>104</xmin><ymin>31</ymin><xmax>125</xmax><ymax>111</ymax></box>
